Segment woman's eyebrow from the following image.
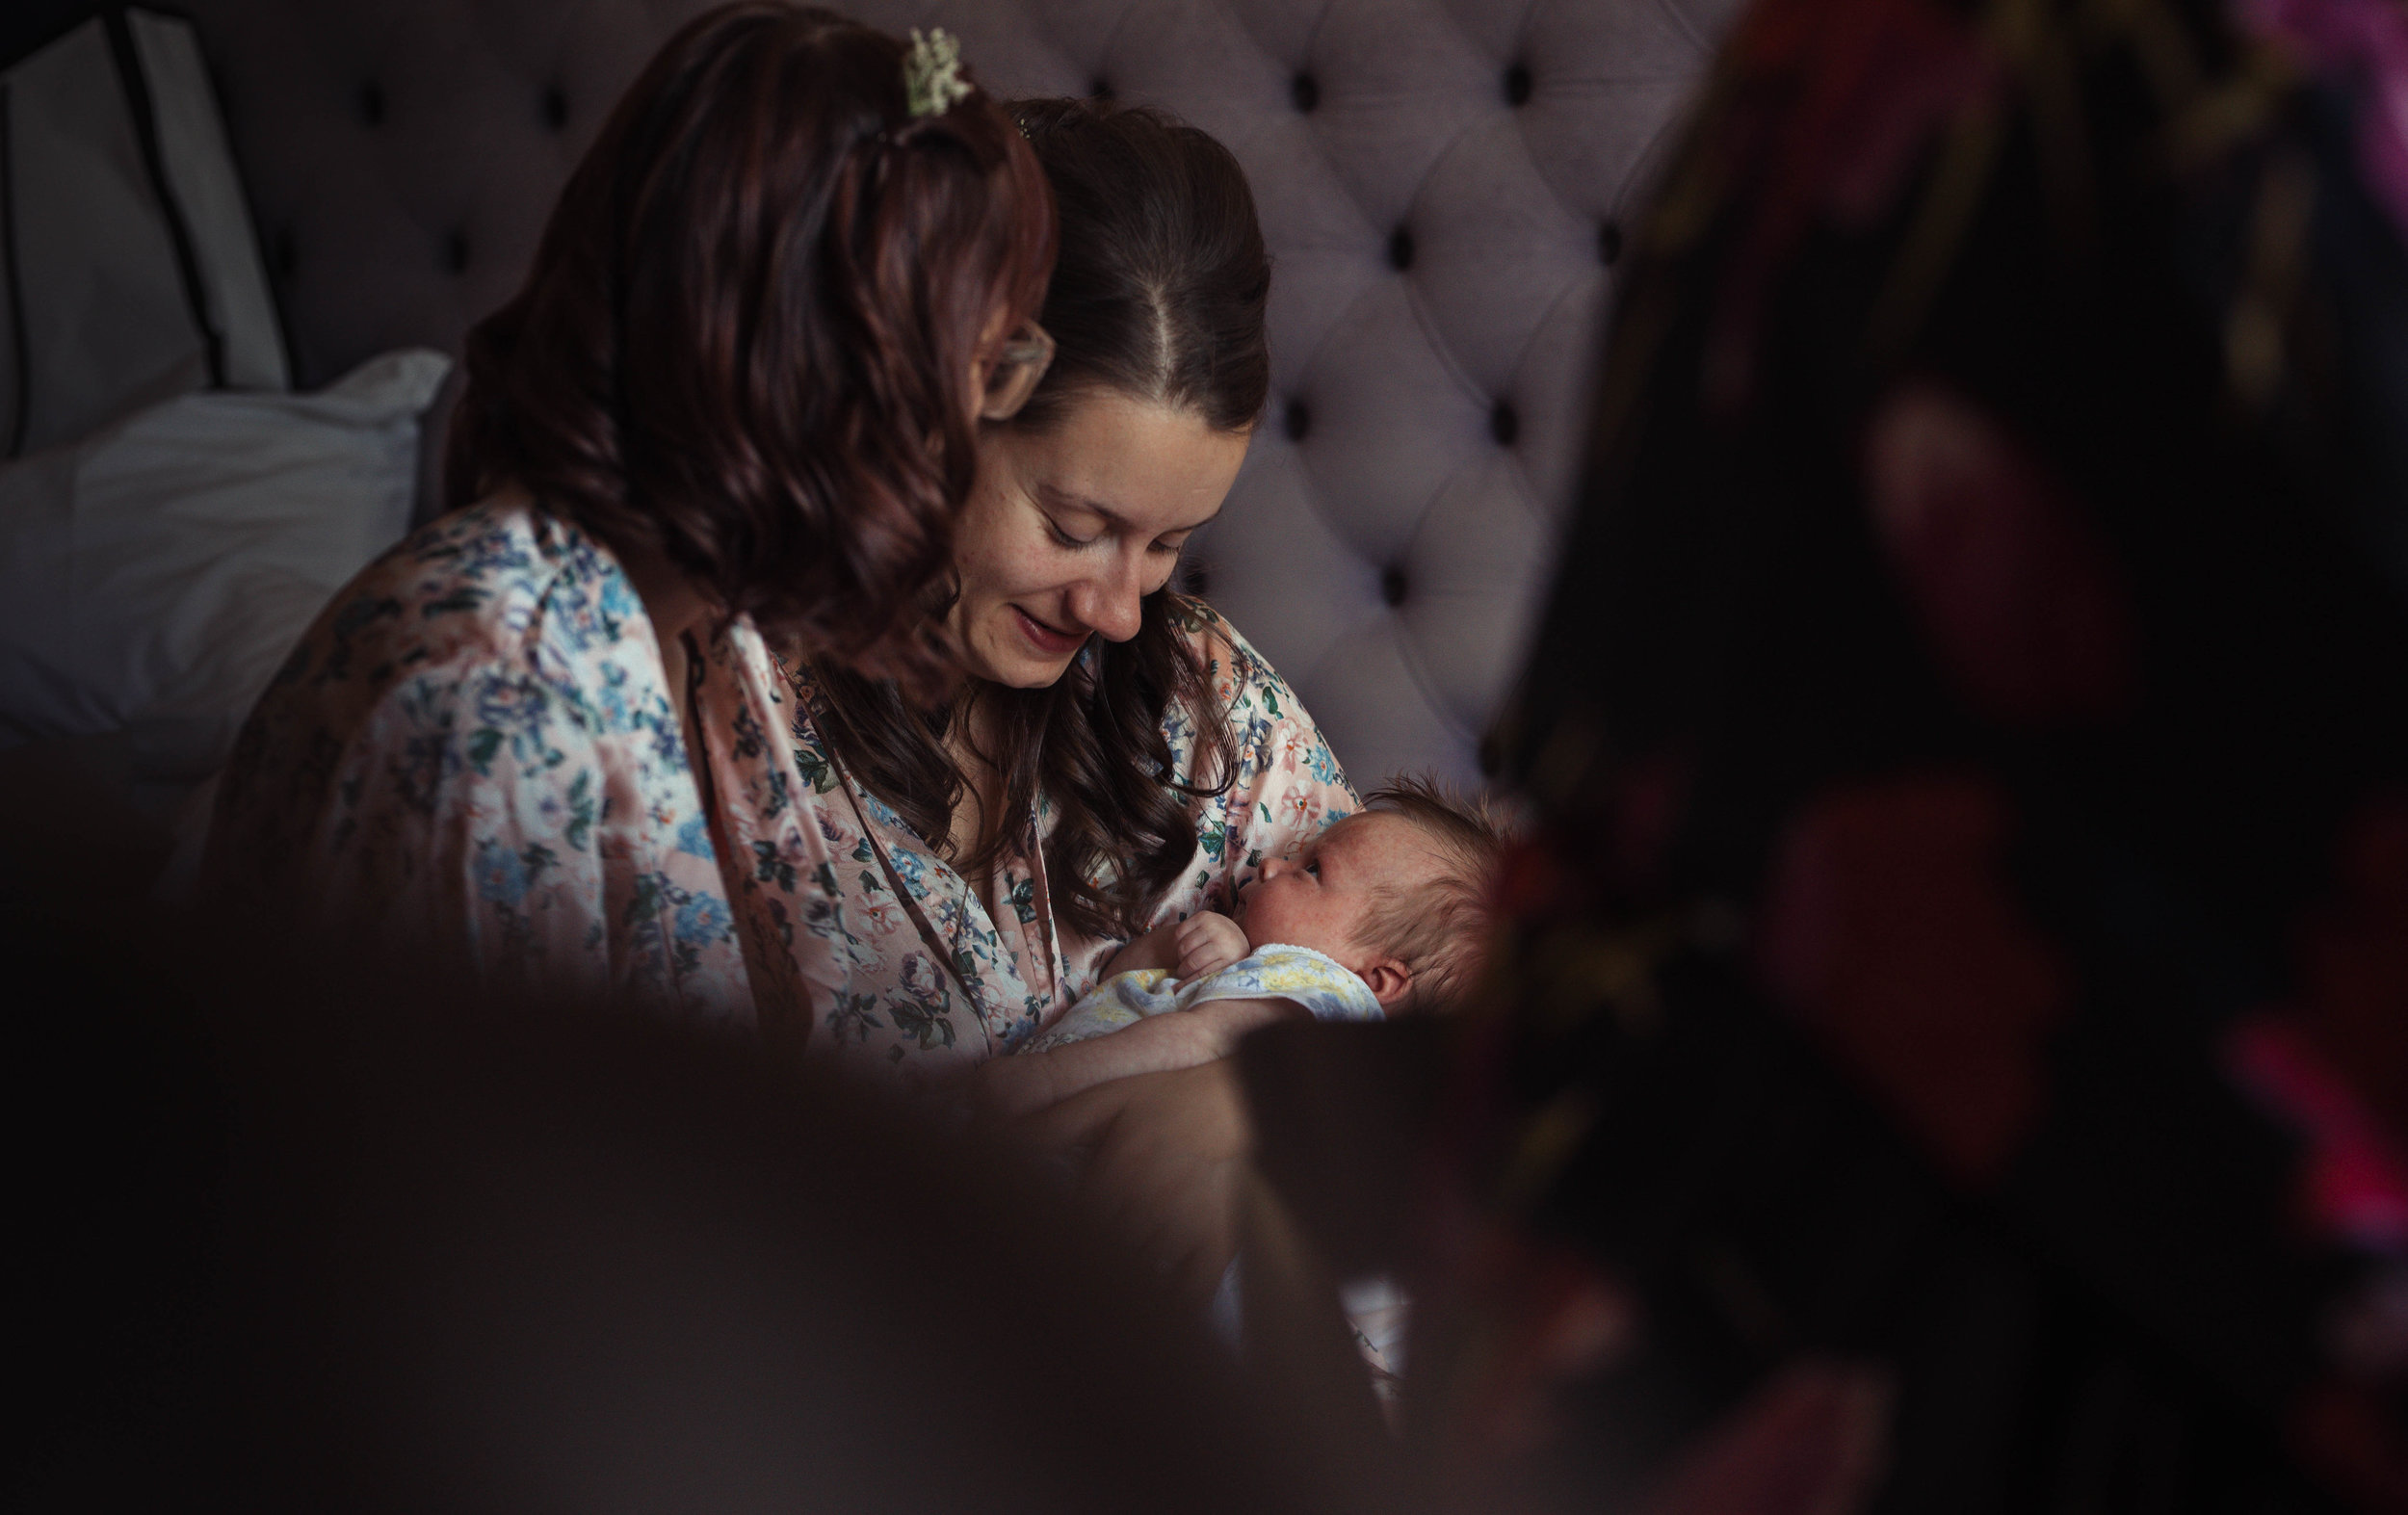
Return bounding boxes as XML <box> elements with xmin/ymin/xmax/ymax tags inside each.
<box><xmin>1035</xmin><ymin>483</ymin><xmax>1118</xmax><ymax>522</ymax></box>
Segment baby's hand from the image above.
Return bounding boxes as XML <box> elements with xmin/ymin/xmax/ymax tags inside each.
<box><xmin>1173</xmin><ymin>911</ymin><xmax>1248</xmax><ymax>981</ymax></box>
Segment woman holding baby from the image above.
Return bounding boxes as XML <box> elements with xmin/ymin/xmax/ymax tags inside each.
<box><xmin>776</xmin><ymin>97</ymin><xmax>1446</xmax><ymax>1076</ymax></box>
<box><xmin>201</xmin><ymin>2</ymin><xmax>1491</xmax><ymax>1300</ymax></box>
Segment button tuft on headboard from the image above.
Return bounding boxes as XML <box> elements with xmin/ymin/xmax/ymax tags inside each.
<box><xmin>1381</xmin><ymin>564</ymin><xmax>1408</xmax><ymax>608</ymax></box>
<box><xmin>1504</xmin><ymin>63</ymin><xmax>1532</xmax><ymax>106</ymax></box>
<box><xmin>1290</xmin><ymin>72</ymin><xmax>1319</xmax><ymax>112</ymax></box>
<box><xmin>444</xmin><ymin>229</ymin><xmax>471</xmax><ymax>274</ymax></box>
<box><xmin>1599</xmin><ymin>219</ymin><xmax>1625</xmax><ymax>266</ymax></box>
<box><xmin>1386</xmin><ymin>226</ymin><xmax>1414</xmax><ymax>273</ymax></box>
<box><xmin>541</xmin><ymin>85</ymin><xmax>568</xmax><ymax>130</ymax></box>
<box><xmin>1282</xmin><ymin>398</ymin><xmax>1310</xmax><ymax>442</ymax></box>
<box><xmin>359</xmin><ymin>81</ymin><xmax>385</xmax><ymax>126</ymax></box>
<box><xmin>1490</xmin><ymin>401</ymin><xmax>1519</xmax><ymax>446</ymax></box>
<box><xmin>1089</xmin><ymin>78</ymin><xmax>1113</xmax><ymax>100</ymax></box>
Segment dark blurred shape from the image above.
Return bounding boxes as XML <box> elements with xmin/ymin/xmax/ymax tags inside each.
<box><xmin>0</xmin><ymin>2</ymin><xmax>102</xmax><ymax>69</ymax></box>
<box><xmin>1241</xmin><ymin>1018</ymin><xmax>1447</xmax><ymax>1284</ymax></box>
<box><xmin>1242</xmin><ymin>0</ymin><xmax>2408</xmax><ymax>1504</ymax></box>
<box><xmin>7</xmin><ymin>831</ymin><xmax>1378</xmax><ymax>1514</ymax></box>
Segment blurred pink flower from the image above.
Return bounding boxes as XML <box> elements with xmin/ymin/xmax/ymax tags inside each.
<box><xmin>1863</xmin><ymin>382</ymin><xmax>2136</xmax><ymax>725</ymax></box>
<box><xmin>2243</xmin><ymin>0</ymin><xmax>2408</xmax><ymax>242</ymax></box>
<box><xmin>1759</xmin><ymin>774</ymin><xmax>2070</xmax><ymax>1184</ymax></box>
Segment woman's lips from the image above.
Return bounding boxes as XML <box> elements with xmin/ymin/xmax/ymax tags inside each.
<box><xmin>1010</xmin><ymin>605</ymin><xmax>1086</xmax><ymax>658</ymax></box>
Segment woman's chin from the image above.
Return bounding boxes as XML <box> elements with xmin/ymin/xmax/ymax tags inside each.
<box><xmin>973</xmin><ymin>645</ymin><xmax>1080</xmax><ymax>690</ymax></box>
<box><xmin>965</xmin><ymin>620</ymin><xmax>1086</xmax><ymax>688</ymax></box>
<box><xmin>1027</xmin><ymin>655</ymin><xmax>1085</xmax><ymax>688</ymax></box>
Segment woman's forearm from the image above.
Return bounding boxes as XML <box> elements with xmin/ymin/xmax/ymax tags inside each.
<box><xmin>983</xmin><ymin>999</ymin><xmax>1304</xmax><ymax>1117</ymax></box>
<box><xmin>981</xmin><ymin>1012</ymin><xmax>1224</xmax><ymax>1116</ymax></box>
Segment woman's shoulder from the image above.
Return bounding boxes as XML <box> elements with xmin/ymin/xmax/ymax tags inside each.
<box><xmin>215</xmin><ymin>497</ymin><xmax>671</xmax><ymax>857</ymax></box>
<box><xmin>284</xmin><ymin>493</ymin><xmax>650</xmax><ymax>700</ymax></box>
<box><xmin>1160</xmin><ymin>596</ymin><xmax>1354</xmax><ymax>802</ymax></box>
<box><xmin>1164</xmin><ymin>596</ymin><xmax>1293</xmax><ymax>710</ymax></box>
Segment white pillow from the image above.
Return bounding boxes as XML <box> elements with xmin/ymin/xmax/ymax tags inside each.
<box><xmin>0</xmin><ymin>349</ymin><xmax>450</xmax><ymax>788</ymax></box>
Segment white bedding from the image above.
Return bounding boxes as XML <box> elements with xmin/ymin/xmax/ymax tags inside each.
<box><xmin>0</xmin><ymin>349</ymin><xmax>451</xmax><ymax>886</ymax></box>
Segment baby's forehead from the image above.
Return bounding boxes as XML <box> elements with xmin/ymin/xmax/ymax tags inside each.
<box><xmin>1328</xmin><ymin>808</ymin><xmax>1448</xmax><ymax>867</ymax></box>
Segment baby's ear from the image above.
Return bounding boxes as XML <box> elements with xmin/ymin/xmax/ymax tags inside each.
<box><xmin>1358</xmin><ymin>956</ymin><xmax>1412</xmax><ymax>1011</ymax></box>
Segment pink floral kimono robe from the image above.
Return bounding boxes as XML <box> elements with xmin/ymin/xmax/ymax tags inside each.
<box><xmin>207</xmin><ymin>496</ymin><xmax>1357</xmax><ymax>1067</ymax></box>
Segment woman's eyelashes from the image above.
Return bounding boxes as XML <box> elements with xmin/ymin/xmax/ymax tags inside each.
<box><xmin>1044</xmin><ymin>516</ymin><xmax>1097</xmax><ymax>550</ymax></box>
<box><xmin>1042</xmin><ymin>510</ymin><xmax>1186</xmax><ymax>558</ymax></box>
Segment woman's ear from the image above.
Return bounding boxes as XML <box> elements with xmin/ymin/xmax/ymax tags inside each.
<box><xmin>1358</xmin><ymin>957</ymin><xmax>1412</xmax><ymax>1011</ymax></box>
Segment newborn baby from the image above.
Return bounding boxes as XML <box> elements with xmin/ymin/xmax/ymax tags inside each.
<box><xmin>981</xmin><ymin>777</ymin><xmax>1505</xmax><ymax>1117</ymax></box>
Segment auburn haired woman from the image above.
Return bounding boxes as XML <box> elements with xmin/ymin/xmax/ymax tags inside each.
<box><xmin>772</xmin><ymin>98</ymin><xmax>1358</xmax><ymax>1074</ymax></box>
<box><xmin>203</xmin><ymin>4</ymin><xmax>1056</xmax><ymax>1039</ymax></box>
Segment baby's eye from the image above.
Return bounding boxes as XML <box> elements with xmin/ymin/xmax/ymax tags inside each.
<box><xmin>1303</xmin><ymin>858</ymin><xmax>1320</xmax><ymax>877</ymax></box>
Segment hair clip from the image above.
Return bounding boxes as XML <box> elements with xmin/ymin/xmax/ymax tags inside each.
<box><xmin>903</xmin><ymin>28</ymin><xmax>973</xmax><ymax>119</ymax></box>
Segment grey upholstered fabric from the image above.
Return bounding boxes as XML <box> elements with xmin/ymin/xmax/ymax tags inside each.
<box><xmin>180</xmin><ymin>0</ymin><xmax>1736</xmax><ymax>788</ymax></box>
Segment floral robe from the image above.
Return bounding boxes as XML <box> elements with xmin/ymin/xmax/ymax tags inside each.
<box><xmin>783</xmin><ymin>598</ymin><xmax>1358</xmax><ymax>1069</ymax></box>
<box><xmin>206</xmin><ymin>496</ymin><xmax>1357</xmax><ymax>1067</ymax></box>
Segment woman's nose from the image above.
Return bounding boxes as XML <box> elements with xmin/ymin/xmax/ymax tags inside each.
<box><xmin>1068</xmin><ymin>556</ymin><xmax>1145</xmax><ymax>642</ymax></box>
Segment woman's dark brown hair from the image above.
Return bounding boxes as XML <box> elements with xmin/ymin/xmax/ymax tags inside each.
<box><xmin>445</xmin><ymin>3</ymin><xmax>1055</xmax><ymax>691</ymax></box>
<box><xmin>811</xmin><ymin>98</ymin><xmax>1269</xmax><ymax>940</ymax></box>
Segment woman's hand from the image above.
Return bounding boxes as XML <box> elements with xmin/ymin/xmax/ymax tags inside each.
<box><xmin>1174</xmin><ymin>912</ymin><xmax>1248</xmax><ymax>980</ymax></box>
<box><xmin>1021</xmin><ymin>1060</ymin><xmax>1252</xmax><ymax>1303</ymax></box>
<box><xmin>976</xmin><ymin>1001</ymin><xmax>1287</xmax><ymax>1120</ymax></box>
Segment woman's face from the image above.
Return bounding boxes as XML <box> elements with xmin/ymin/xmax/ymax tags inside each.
<box><xmin>947</xmin><ymin>389</ymin><xmax>1248</xmax><ymax>689</ymax></box>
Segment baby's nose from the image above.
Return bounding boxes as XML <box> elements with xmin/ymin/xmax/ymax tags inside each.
<box><xmin>1259</xmin><ymin>855</ymin><xmax>1291</xmax><ymax>881</ymax></box>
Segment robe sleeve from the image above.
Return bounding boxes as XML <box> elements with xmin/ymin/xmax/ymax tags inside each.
<box><xmin>1190</xmin><ymin>608</ymin><xmax>1359</xmax><ymax>899</ymax></box>
<box><xmin>208</xmin><ymin>646</ymin><xmax>619</xmax><ymax>998</ymax></box>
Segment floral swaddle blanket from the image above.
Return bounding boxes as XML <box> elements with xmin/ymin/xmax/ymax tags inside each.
<box><xmin>1025</xmin><ymin>942</ymin><xmax>1386</xmax><ymax>1052</ymax></box>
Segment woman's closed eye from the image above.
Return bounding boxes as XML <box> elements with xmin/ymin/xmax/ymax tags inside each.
<box><xmin>1047</xmin><ymin>523</ymin><xmax>1191</xmax><ymax>568</ymax></box>
<box><xmin>1045</xmin><ymin>515</ymin><xmax>1101</xmax><ymax>550</ymax></box>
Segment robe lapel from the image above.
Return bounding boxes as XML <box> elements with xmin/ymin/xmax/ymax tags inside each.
<box><xmin>690</xmin><ymin>623</ymin><xmax>850</xmax><ymax>1056</ymax></box>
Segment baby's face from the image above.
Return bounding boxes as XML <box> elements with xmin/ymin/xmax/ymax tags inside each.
<box><xmin>1238</xmin><ymin>812</ymin><xmax>1444</xmax><ymax>966</ymax></box>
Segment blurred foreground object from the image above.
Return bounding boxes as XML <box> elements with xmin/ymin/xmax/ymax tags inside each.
<box><xmin>1246</xmin><ymin>0</ymin><xmax>2408</xmax><ymax>1506</ymax></box>
<box><xmin>5</xmin><ymin>847</ymin><xmax>1381</xmax><ymax>1514</ymax></box>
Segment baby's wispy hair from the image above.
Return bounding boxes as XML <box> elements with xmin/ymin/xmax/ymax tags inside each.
<box><xmin>1354</xmin><ymin>772</ymin><xmax>1512</xmax><ymax>1013</ymax></box>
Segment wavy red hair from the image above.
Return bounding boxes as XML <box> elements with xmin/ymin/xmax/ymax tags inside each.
<box><xmin>446</xmin><ymin>3</ymin><xmax>1055</xmax><ymax>692</ymax></box>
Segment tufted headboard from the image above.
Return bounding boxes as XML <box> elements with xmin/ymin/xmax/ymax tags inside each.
<box><xmin>175</xmin><ymin>0</ymin><xmax>1736</xmax><ymax>790</ymax></box>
